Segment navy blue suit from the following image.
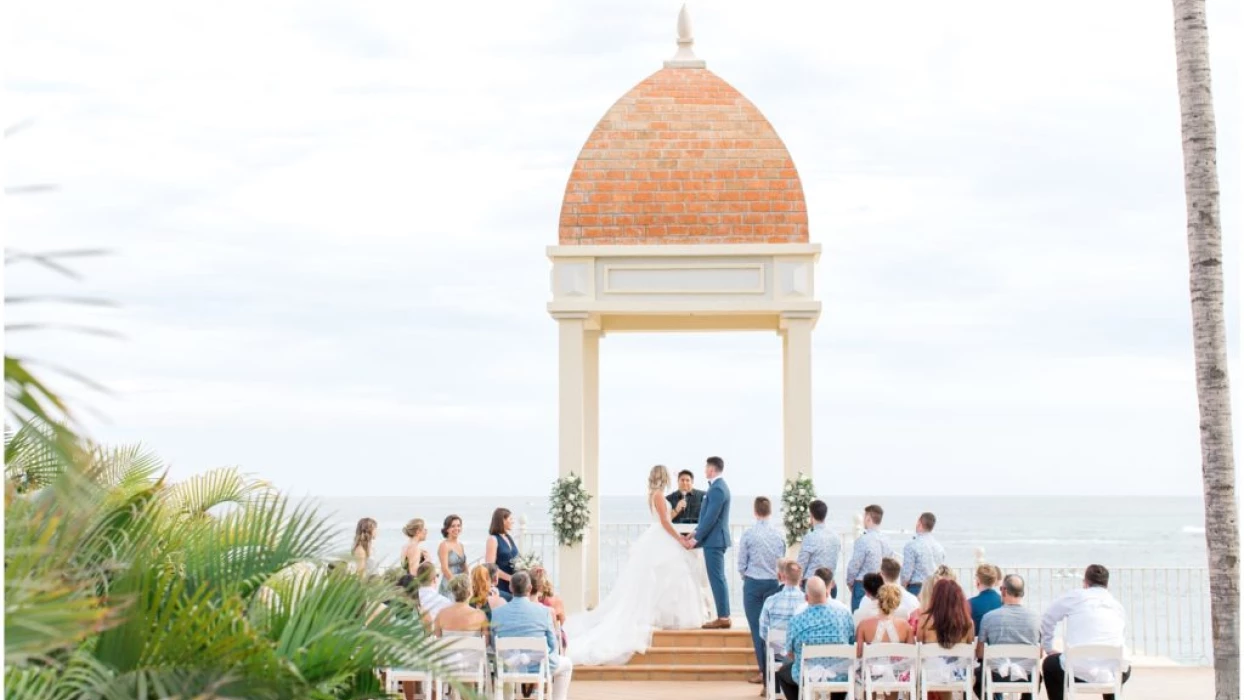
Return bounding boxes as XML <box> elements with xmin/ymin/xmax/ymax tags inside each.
<box><xmin>692</xmin><ymin>477</ymin><xmax>732</xmax><ymax>619</ymax></box>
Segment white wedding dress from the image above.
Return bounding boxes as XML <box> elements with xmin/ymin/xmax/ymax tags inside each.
<box><xmin>563</xmin><ymin>494</ymin><xmax>706</xmax><ymax>665</ymax></box>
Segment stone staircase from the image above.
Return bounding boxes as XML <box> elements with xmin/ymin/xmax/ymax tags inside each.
<box><xmin>574</xmin><ymin>629</ymin><xmax>757</xmax><ymax>681</ymax></box>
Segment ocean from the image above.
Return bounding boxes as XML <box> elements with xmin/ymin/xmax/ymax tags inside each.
<box><xmin>312</xmin><ymin>494</ymin><xmax>1208</xmax><ymax>571</ymax></box>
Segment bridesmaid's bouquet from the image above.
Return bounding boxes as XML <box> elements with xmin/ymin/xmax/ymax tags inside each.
<box><xmin>549</xmin><ymin>473</ymin><xmax>592</xmax><ymax>546</ymax></box>
<box><xmin>781</xmin><ymin>472</ymin><xmax>817</xmax><ymax>546</ymax></box>
<box><xmin>514</xmin><ymin>551</ymin><xmax>544</xmax><ymax>572</ymax></box>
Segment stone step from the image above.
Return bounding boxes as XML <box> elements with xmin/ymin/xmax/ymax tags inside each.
<box><xmin>625</xmin><ymin>647</ymin><xmax>754</xmax><ymax>666</ymax></box>
<box><xmin>573</xmin><ymin>664</ymin><xmax>756</xmax><ymax>682</ymax></box>
<box><xmin>650</xmin><ymin>629</ymin><xmax>752</xmax><ymax>649</ymax></box>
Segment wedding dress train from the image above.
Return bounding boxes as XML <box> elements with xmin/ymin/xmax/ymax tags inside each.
<box><xmin>562</xmin><ymin>511</ymin><xmax>706</xmax><ymax>665</ymax></box>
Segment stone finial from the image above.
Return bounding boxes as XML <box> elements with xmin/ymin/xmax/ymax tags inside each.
<box><xmin>664</xmin><ymin>4</ymin><xmax>707</xmax><ymax>69</ymax></box>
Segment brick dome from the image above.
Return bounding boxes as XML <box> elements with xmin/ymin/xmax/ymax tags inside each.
<box><xmin>558</xmin><ymin>67</ymin><xmax>809</xmax><ymax>245</ymax></box>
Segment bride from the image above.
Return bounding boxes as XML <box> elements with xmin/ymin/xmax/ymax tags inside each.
<box><xmin>562</xmin><ymin>465</ymin><xmax>706</xmax><ymax>666</ymax></box>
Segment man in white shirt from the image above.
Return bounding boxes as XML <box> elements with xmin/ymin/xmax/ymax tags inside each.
<box><xmin>853</xmin><ymin>556</ymin><xmax>921</xmax><ymax>625</ymax></box>
<box><xmin>414</xmin><ymin>561</ymin><xmax>452</xmax><ymax>624</ymax></box>
<box><xmin>1040</xmin><ymin>564</ymin><xmax>1130</xmax><ymax>700</ymax></box>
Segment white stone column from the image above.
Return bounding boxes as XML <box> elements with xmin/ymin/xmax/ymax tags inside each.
<box><xmin>781</xmin><ymin>315</ymin><xmax>814</xmax><ymax>483</ymax></box>
<box><xmin>583</xmin><ymin>328</ymin><xmax>601</xmax><ymax>609</ymax></box>
<box><xmin>556</xmin><ymin>314</ymin><xmax>587</xmax><ymax>614</ymax></box>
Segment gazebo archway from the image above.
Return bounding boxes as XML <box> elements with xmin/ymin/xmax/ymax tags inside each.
<box><xmin>547</xmin><ymin>7</ymin><xmax>821</xmax><ymax>614</ymax></box>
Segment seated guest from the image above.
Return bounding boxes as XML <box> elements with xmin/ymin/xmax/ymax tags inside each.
<box><xmin>969</xmin><ymin>564</ymin><xmax>1003</xmax><ymax>635</ymax></box>
<box><xmin>851</xmin><ymin>573</ymin><xmax>886</xmax><ymax>625</ymax></box>
<box><xmin>774</xmin><ymin>577</ymin><xmax>854</xmax><ymax>700</ymax></box>
<box><xmin>900</xmin><ymin>511</ymin><xmax>944</xmax><ymax>595</ymax></box>
<box><xmin>974</xmin><ymin>574</ymin><xmax>1039</xmax><ymax>700</ymax></box>
<box><xmin>759</xmin><ymin>560</ymin><xmax>806</xmax><ymax>685</ymax></box>
<box><xmin>915</xmin><ymin>579</ymin><xmax>976</xmax><ymax>700</ymax></box>
<box><xmin>469</xmin><ymin>563</ymin><xmax>507</xmax><ymax>622</ymax></box>
<box><xmin>490</xmin><ymin>572</ymin><xmax>573</xmax><ymax>700</ymax></box>
<box><xmin>796</xmin><ymin>499</ymin><xmax>841</xmax><ymax>600</ymax></box>
<box><xmin>1040</xmin><ymin>565</ymin><xmax>1129</xmax><ymax>700</ymax></box>
<box><xmin>434</xmin><ymin>574</ymin><xmax>489</xmax><ymax>639</ymax></box>
<box><xmin>665</xmin><ymin>469</ymin><xmax>705</xmax><ymax>524</ymax></box>
<box><xmin>855</xmin><ymin>584</ymin><xmax>915</xmax><ymax>693</ymax></box>
<box><xmin>415</xmin><ymin>561</ymin><xmax>451</xmax><ymax>624</ymax></box>
<box><xmin>531</xmin><ymin>567</ymin><xmax>567</xmax><ymax>651</ymax></box>
<box><xmin>855</xmin><ymin>561</ymin><xmax>925</xmax><ymax>626</ymax></box>
<box><xmin>808</xmin><ymin>567</ymin><xmax>850</xmax><ymax>613</ymax></box>
<box><xmin>739</xmin><ymin>496</ymin><xmax>787</xmax><ymax>684</ymax></box>
<box><xmin>908</xmin><ymin>564</ymin><xmax>959</xmax><ymax>631</ymax></box>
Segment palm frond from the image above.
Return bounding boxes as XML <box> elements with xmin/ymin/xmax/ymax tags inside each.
<box><xmin>160</xmin><ymin>467</ymin><xmax>272</xmax><ymax>518</ymax></box>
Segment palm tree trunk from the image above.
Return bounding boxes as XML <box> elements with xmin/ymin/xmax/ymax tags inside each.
<box><xmin>1171</xmin><ymin>2</ymin><xmax>1239</xmax><ymax>697</ymax></box>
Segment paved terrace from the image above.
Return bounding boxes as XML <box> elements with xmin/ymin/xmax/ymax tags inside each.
<box><xmin>570</xmin><ymin>665</ymin><xmax>1213</xmax><ymax>699</ymax></box>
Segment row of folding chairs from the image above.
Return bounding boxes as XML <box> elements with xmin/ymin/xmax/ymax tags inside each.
<box><xmin>766</xmin><ymin>629</ymin><xmax>1126</xmax><ymax>700</ymax></box>
<box><xmin>383</xmin><ymin>636</ymin><xmax>554</xmax><ymax>700</ymax></box>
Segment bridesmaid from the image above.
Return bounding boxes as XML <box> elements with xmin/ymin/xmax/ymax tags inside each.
<box><xmin>484</xmin><ymin>508</ymin><xmax>519</xmax><ymax>600</ymax></box>
<box><xmin>401</xmin><ymin>518</ymin><xmax>431</xmax><ymax>575</ymax></box>
<box><xmin>437</xmin><ymin>514</ymin><xmax>467</xmax><ymax>597</ymax></box>
<box><xmin>352</xmin><ymin>517</ymin><xmax>378</xmax><ymax>577</ymax></box>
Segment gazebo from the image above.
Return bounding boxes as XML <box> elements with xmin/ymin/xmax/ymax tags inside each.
<box><xmin>547</xmin><ymin>6</ymin><xmax>821</xmax><ymax>614</ymax></box>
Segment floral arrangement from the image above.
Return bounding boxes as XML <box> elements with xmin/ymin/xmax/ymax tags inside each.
<box><xmin>781</xmin><ymin>471</ymin><xmax>817</xmax><ymax>547</ymax></box>
<box><xmin>548</xmin><ymin>472</ymin><xmax>592</xmax><ymax>546</ymax></box>
<box><xmin>513</xmin><ymin>550</ymin><xmax>543</xmax><ymax>572</ymax></box>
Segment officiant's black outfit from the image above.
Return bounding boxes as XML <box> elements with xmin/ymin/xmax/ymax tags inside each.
<box><xmin>666</xmin><ymin>487</ymin><xmax>705</xmax><ymax>524</ymax></box>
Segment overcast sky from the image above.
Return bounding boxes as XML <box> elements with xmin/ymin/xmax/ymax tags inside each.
<box><xmin>5</xmin><ymin>0</ymin><xmax>1240</xmax><ymax>499</ymax></box>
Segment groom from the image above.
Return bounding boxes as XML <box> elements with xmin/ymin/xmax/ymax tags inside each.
<box><xmin>683</xmin><ymin>455</ymin><xmax>732</xmax><ymax>629</ymax></box>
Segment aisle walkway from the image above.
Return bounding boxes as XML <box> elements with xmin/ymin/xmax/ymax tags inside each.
<box><xmin>569</xmin><ymin>665</ymin><xmax>1213</xmax><ymax>699</ymax></box>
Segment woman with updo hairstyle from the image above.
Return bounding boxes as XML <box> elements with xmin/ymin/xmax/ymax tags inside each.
<box><xmin>401</xmin><ymin>518</ymin><xmax>431</xmax><ymax>575</ymax></box>
<box><xmin>855</xmin><ymin>583</ymin><xmax>915</xmax><ymax>694</ymax></box>
<box><xmin>437</xmin><ymin>514</ymin><xmax>467</xmax><ymax>597</ymax></box>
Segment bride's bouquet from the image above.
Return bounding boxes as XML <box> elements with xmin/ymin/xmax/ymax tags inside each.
<box><xmin>549</xmin><ymin>473</ymin><xmax>592</xmax><ymax>546</ymax></box>
<box><xmin>781</xmin><ymin>472</ymin><xmax>817</xmax><ymax>547</ymax></box>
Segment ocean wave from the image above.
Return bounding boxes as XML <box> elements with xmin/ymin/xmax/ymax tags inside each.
<box><xmin>949</xmin><ymin>539</ymin><xmax>1125</xmax><ymax>546</ymax></box>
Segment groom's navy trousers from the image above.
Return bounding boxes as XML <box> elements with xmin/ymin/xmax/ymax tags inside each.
<box><xmin>703</xmin><ymin>547</ymin><xmax>730</xmax><ymax>619</ymax></box>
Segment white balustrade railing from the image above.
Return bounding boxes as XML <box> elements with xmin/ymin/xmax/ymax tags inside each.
<box><xmin>518</xmin><ymin>524</ymin><xmax>1211</xmax><ymax>666</ymax></box>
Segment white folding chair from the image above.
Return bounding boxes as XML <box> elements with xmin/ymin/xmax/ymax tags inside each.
<box><xmin>798</xmin><ymin>644</ymin><xmax>855</xmax><ymax>700</ymax></box>
<box><xmin>494</xmin><ymin>636</ymin><xmax>551</xmax><ymax>700</ymax></box>
<box><xmin>917</xmin><ymin>642</ymin><xmax>975</xmax><ymax>700</ymax></box>
<box><xmin>437</xmin><ymin>636</ymin><xmax>489</xmax><ymax>700</ymax></box>
<box><xmin>384</xmin><ymin>667</ymin><xmax>435</xmax><ymax>699</ymax></box>
<box><xmin>981</xmin><ymin>643</ymin><xmax>1041</xmax><ymax>699</ymax></box>
<box><xmin>765</xmin><ymin>628</ymin><xmax>786</xmax><ymax>700</ymax></box>
<box><xmin>1063</xmin><ymin>644</ymin><xmax>1127</xmax><ymax>699</ymax></box>
<box><xmin>860</xmin><ymin>642</ymin><xmax>917</xmax><ymax>699</ymax></box>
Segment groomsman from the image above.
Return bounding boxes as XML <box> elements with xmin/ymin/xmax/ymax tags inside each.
<box><xmin>899</xmin><ymin>511</ymin><xmax>944</xmax><ymax>595</ymax></box>
<box><xmin>737</xmin><ymin>497</ymin><xmax>786</xmax><ymax>685</ymax></box>
<box><xmin>666</xmin><ymin>470</ymin><xmax>705</xmax><ymax>524</ymax></box>
<box><xmin>844</xmin><ymin>504</ymin><xmax>895</xmax><ymax>612</ymax></box>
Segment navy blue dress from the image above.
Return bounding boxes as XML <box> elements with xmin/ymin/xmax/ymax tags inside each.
<box><xmin>493</xmin><ymin>533</ymin><xmax>519</xmax><ymax>600</ymax></box>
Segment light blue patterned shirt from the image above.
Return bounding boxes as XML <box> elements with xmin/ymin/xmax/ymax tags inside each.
<box><xmin>759</xmin><ymin>584</ymin><xmax>806</xmax><ymax>645</ymax></box>
<box><xmin>737</xmin><ymin>518</ymin><xmax>786</xmax><ymax>580</ymax></box>
<box><xmin>845</xmin><ymin>527</ymin><xmax>895</xmax><ymax>587</ymax></box>
<box><xmin>785</xmin><ymin>603</ymin><xmax>855</xmax><ymax>681</ymax></box>
<box><xmin>900</xmin><ymin>532</ymin><xmax>945</xmax><ymax>586</ymax></box>
<box><xmin>796</xmin><ymin>523</ymin><xmax>841</xmax><ymax>582</ymax></box>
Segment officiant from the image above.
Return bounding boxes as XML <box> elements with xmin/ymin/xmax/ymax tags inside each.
<box><xmin>666</xmin><ymin>469</ymin><xmax>705</xmax><ymax>525</ymax></box>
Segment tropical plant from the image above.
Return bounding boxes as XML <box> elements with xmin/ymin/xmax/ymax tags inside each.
<box><xmin>4</xmin><ymin>430</ymin><xmax>464</xmax><ymax>699</ymax></box>
<box><xmin>1171</xmin><ymin>2</ymin><xmax>1239</xmax><ymax>698</ymax></box>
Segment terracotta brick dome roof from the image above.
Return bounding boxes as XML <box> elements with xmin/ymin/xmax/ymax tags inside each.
<box><xmin>558</xmin><ymin>66</ymin><xmax>809</xmax><ymax>245</ymax></box>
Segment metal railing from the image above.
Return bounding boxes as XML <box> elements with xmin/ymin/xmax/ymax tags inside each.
<box><xmin>518</xmin><ymin>523</ymin><xmax>1212</xmax><ymax>666</ymax></box>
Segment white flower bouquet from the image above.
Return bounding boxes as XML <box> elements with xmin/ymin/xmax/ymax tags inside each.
<box><xmin>514</xmin><ymin>551</ymin><xmax>544</xmax><ymax>572</ymax></box>
<box><xmin>781</xmin><ymin>472</ymin><xmax>817</xmax><ymax>547</ymax></box>
<box><xmin>548</xmin><ymin>472</ymin><xmax>592</xmax><ymax>546</ymax></box>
